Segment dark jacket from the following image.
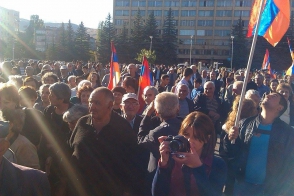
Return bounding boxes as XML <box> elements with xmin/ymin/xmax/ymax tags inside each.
<box><xmin>138</xmin><ymin>116</ymin><xmax>182</xmax><ymax>174</ymax></box>
<box><xmin>185</xmin><ymin>97</ymin><xmax>195</xmax><ymax>113</ymax></box>
<box><xmin>152</xmin><ymin>156</ymin><xmax>227</xmax><ymax>196</ymax></box>
<box><xmin>223</xmin><ymin>115</ymin><xmax>294</xmax><ymax>196</ymax></box>
<box><xmin>289</xmin><ymin>100</ymin><xmax>294</xmax><ymax>126</ymax></box>
<box><xmin>0</xmin><ymin>157</ymin><xmax>50</xmax><ymax>196</ymax></box>
<box><xmin>69</xmin><ymin>112</ymin><xmax>142</xmax><ymax>196</ymax></box>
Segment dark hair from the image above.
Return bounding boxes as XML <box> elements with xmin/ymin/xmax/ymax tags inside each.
<box><xmin>87</xmin><ymin>72</ymin><xmax>101</xmax><ymax>87</ymax></box>
<box><xmin>270</xmin><ymin>79</ymin><xmax>279</xmax><ymax>84</ymax></box>
<box><xmin>183</xmin><ymin>68</ymin><xmax>193</xmax><ymax>77</ymax></box>
<box><xmin>277</xmin><ymin>93</ymin><xmax>288</xmax><ymax>116</ymax></box>
<box><xmin>194</xmin><ymin>78</ymin><xmax>202</xmax><ymax>84</ymax></box>
<box><xmin>276</xmin><ymin>83</ymin><xmax>293</xmax><ymax>98</ymax></box>
<box><xmin>161</xmin><ymin>74</ymin><xmax>169</xmax><ymax>80</ymax></box>
<box><xmin>123</xmin><ymin>76</ymin><xmax>138</xmax><ymax>93</ymax></box>
<box><xmin>49</xmin><ymin>82</ymin><xmax>71</xmax><ymax>103</ymax></box>
<box><xmin>23</xmin><ymin>77</ymin><xmax>39</xmax><ymax>89</ymax></box>
<box><xmin>112</xmin><ymin>86</ymin><xmax>127</xmax><ymax>95</ymax></box>
<box><xmin>179</xmin><ymin>111</ymin><xmax>216</xmax><ymax>159</ymax></box>
<box><xmin>41</xmin><ymin>72</ymin><xmax>59</xmax><ymax>84</ymax></box>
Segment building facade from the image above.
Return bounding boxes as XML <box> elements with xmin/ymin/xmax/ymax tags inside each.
<box><xmin>35</xmin><ymin>26</ymin><xmax>58</xmax><ymax>52</ymax></box>
<box><xmin>113</xmin><ymin>0</ymin><xmax>255</xmax><ymax>66</ymax></box>
<box><xmin>0</xmin><ymin>6</ymin><xmax>19</xmax><ymax>45</ymax></box>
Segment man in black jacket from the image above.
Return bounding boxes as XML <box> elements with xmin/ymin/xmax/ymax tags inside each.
<box><xmin>138</xmin><ymin>92</ymin><xmax>182</xmax><ymax>195</ymax></box>
<box><xmin>69</xmin><ymin>87</ymin><xmax>142</xmax><ymax>196</ymax></box>
<box><xmin>225</xmin><ymin>92</ymin><xmax>294</xmax><ymax>196</ymax></box>
<box><xmin>177</xmin><ymin>84</ymin><xmax>194</xmax><ymax>118</ymax></box>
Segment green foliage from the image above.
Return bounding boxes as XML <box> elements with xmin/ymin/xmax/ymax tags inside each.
<box><xmin>116</xmin><ymin>23</ymin><xmax>131</xmax><ymax>63</ymax></box>
<box><xmin>97</xmin><ymin>13</ymin><xmax>116</xmax><ymax>64</ymax></box>
<box><xmin>231</xmin><ymin>17</ymin><xmax>249</xmax><ymax>69</ymax></box>
<box><xmin>66</xmin><ymin>20</ymin><xmax>76</xmax><ymax>61</ymax></box>
<box><xmin>75</xmin><ymin>22</ymin><xmax>90</xmax><ymax>61</ymax></box>
<box><xmin>135</xmin><ymin>49</ymin><xmax>156</xmax><ymax>64</ymax></box>
<box><xmin>160</xmin><ymin>8</ymin><xmax>178</xmax><ymax>65</ymax></box>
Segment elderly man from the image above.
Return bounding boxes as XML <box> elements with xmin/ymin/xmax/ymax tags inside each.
<box><xmin>67</xmin><ymin>62</ymin><xmax>77</xmax><ymax>76</ymax></box>
<box><xmin>121</xmin><ymin>63</ymin><xmax>140</xmax><ymax>81</ymax></box>
<box><xmin>60</xmin><ymin>65</ymin><xmax>69</xmax><ymax>83</ymax></box>
<box><xmin>120</xmin><ymin>93</ymin><xmax>142</xmax><ymax>133</ymax></box>
<box><xmin>69</xmin><ymin>87</ymin><xmax>142</xmax><ymax>195</ymax></box>
<box><xmin>209</xmin><ymin>71</ymin><xmax>222</xmax><ymax>97</ymax></box>
<box><xmin>142</xmin><ymin>86</ymin><xmax>159</xmax><ymax>116</ymax></box>
<box><xmin>194</xmin><ymin>81</ymin><xmax>223</xmax><ymax>133</ymax></box>
<box><xmin>190</xmin><ymin>64</ymin><xmax>201</xmax><ymax>84</ymax></box>
<box><xmin>225</xmin><ymin>93</ymin><xmax>294</xmax><ymax>195</ymax></box>
<box><xmin>255</xmin><ymin>74</ymin><xmax>270</xmax><ymax>97</ymax></box>
<box><xmin>0</xmin><ymin>121</ymin><xmax>50</xmax><ymax>195</ymax></box>
<box><xmin>138</xmin><ymin>92</ymin><xmax>182</xmax><ymax>195</ymax></box>
<box><xmin>177</xmin><ymin>84</ymin><xmax>194</xmax><ymax>118</ymax></box>
<box><xmin>225</xmin><ymin>73</ymin><xmax>243</xmax><ymax>101</ymax></box>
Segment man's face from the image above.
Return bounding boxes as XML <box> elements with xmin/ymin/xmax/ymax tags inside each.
<box><xmin>261</xmin><ymin>93</ymin><xmax>283</xmax><ymax>113</ymax></box>
<box><xmin>121</xmin><ymin>98</ymin><xmax>139</xmax><ymax>117</ymax></box>
<box><xmin>89</xmin><ymin>91</ymin><xmax>112</xmax><ymax>120</ymax></box>
<box><xmin>60</xmin><ymin>69</ymin><xmax>68</xmax><ymax>76</ymax></box>
<box><xmin>44</xmin><ymin>76</ymin><xmax>56</xmax><ymax>85</ymax></box>
<box><xmin>128</xmin><ymin>65</ymin><xmax>136</xmax><ymax>75</ymax></box>
<box><xmin>67</xmin><ymin>63</ymin><xmax>73</xmax><ymax>71</ymax></box>
<box><xmin>210</xmin><ymin>72</ymin><xmax>216</xmax><ymax>80</ymax></box>
<box><xmin>192</xmin><ymin>66</ymin><xmax>197</xmax><ymax>73</ymax></box>
<box><xmin>204</xmin><ymin>83</ymin><xmax>215</xmax><ymax>98</ymax></box>
<box><xmin>178</xmin><ymin>85</ymin><xmax>189</xmax><ymax>100</ymax></box>
<box><xmin>41</xmin><ymin>87</ymin><xmax>50</xmax><ymax>103</ymax></box>
<box><xmin>68</xmin><ymin>78</ymin><xmax>76</xmax><ymax>88</ymax></box>
<box><xmin>255</xmin><ymin>75</ymin><xmax>263</xmax><ymax>86</ymax></box>
<box><xmin>162</xmin><ymin>78</ymin><xmax>169</xmax><ymax>86</ymax></box>
<box><xmin>0</xmin><ymin>96</ymin><xmax>17</xmax><ymax>111</ymax></box>
<box><xmin>202</xmin><ymin>70</ymin><xmax>207</xmax><ymax>78</ymax></box>
<box><xmin>82</xmin><ymin>67</ymin><xmax>89</xmax><ymax>74</ymax></box>
<box><xmin>25</xmin><ymin>67</ymin><xmax>34</xmax><ymax>76</ymax></box>
<box><xmin>144</xmin><ymin>89</ymin><xmax>156</xmax><ymax>105</ymax></box>
<box><xmin>49</xmin><ymin>91</ymin><xmax>62</xmax><ymax>106</ymax></box>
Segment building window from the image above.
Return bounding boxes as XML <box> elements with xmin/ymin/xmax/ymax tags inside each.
<box><xmin>217</xmin><ymin>0</ymin><xmax>233</xmax><ymax>7</ymax></box>
<box><xmin>148</xmin><ymin>10</ymin><xmax>162</xmax><ymax>16</ymax></box>
<box><xmin>179</xmin><ymin>29</ymin><xmax>195</xmax><ymax>36</ymax></box>
<box><xmin>181</xmin><ymin>10</ymin><xmax>196</xmax><ymax>17</ymax></box>
<box><xmin>199</xmin><ymin>0</ymin><xmax>214</xmax><ymax>7</ymax></box>
<box><xmin>214</xmin><ymin>40</ymin><xmax>229</xmax><ymax>45</ymax></box>
<box><xmin>215</xmin><ymin>20</ymin><xmax>232</xmax><ymax>27</ymax></box>
<box><xmin>197</xmin><ymin>20</ymin><xmax>213</xmax><ymax>26</ymax></box>
<box><xmin>197</xmin><ymin>29</ymin><xmax>213</xmax><ymax>36</ymax></box>
<box><xmin>131</xmin><ymin>1</ymin><xmax>146</xmax><ymax>6</ymax></box>
<box><xmin>115</xmin><ymin>0</ymin><xmax>130</xmax><ymax>7</ymax></box>
<box><xmin>178</xmin><ymin>49</ymin><xmax>190</xmax><ymax>55</ymax></box>
<box><xmin>131</xmin><ymin>10</ymin><xmax>145</xmax><ymax>16</ymax></box>
<box><xmin>180</xmin><ymin>20</ymin><xmax>195</xmax><ymax>26</ymax></box>
<box><xmin>156</xmin><ymin>20</ymin><xmax>161</xmax><ymax>26</ymax></box>
<box><xmin>164</xmin><ymin>10</ymin><xmax>179</xmax><ymax>17</ymax></box>
<box><xmin>196</xmin><ymin>39</ymin><xmax>206</xmax><ymax>45</ymax></box>
<box><xmin>181</xmin><ymin>1</ymin><xmax>197</xmax><ymax>7</ymax></box>
<box><xmin>234</xmin><ymin>20</ymin><xmax>249</xmax><ymax>27</ymax></box>
<box><xmin>216</xmin><ymin>10</ymin><xmax>232</xmax><ymax>17</ymax></box>
<box><xmin>115</xmin><ymin>10</ymin><xmax>129</xmax><ymax>16</ymax></box>
<box><xmin>234</xmin><ymin>10</ymin><xmax>250</xmax><ymax>17</ymax></box>
<box><xmin>214</xmin><ymin>30</ymin><xmax>231</xmax><ymax>37</ymax></box>
<box><xmin>164</xmin><ymin>1</ymin><xmax>180</xmax><ymax>7</ymax></box>
<box><xmin>198</xmin><ymin>10</ymin><xmax>214</xmax><ymax>17</ymax></box>
<box><xmin>148</xmin><ymin>1</ymin><xmax>163</xmax><ymax>7</ymax></box>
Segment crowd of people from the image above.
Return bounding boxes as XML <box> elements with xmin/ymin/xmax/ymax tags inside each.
<box><xmin>0</xmin><ymin>59</ymin><xmax>293</xmax><ymax>196</ymax></box>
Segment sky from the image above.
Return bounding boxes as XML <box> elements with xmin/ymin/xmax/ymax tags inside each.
<box><xmin>0</xmin><ymin>0</ymin><xmax>113</xmax><ymax>29</ymax></box>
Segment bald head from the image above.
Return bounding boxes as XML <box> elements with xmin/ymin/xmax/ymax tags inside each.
<box><xmin>91</xmin><ymin>87</ymin><xmax>114</xmax><ymax>102</ymax></box>
<box><xmin>233</xmin><ymin>81</ymin><xmax>243</xmax><ymax>95</ymax></box>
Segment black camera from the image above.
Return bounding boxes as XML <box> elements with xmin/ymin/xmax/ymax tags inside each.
<box><xmin>165</xmin><ymin>135</ymin><xmax>190</xmax><ymax>153</ymax></box>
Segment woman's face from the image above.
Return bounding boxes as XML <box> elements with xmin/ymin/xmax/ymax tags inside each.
<box><xmin>270</xmin><ymin>81</ymin><xmax>278</xmax><ymax>92</ymax></box>
<box><xmin>278</xmin><ymin>88</ymin><xmax>290</xmax><ymax>101</ymax></box>
<box><xmin>81</xmin><ymin>91</ymin><xmax>91</xmax><ymax>106</ymax></box>
<box><xmin>41</xmin><ymin>87</ymin><xmax>50</xmax><ymax>103</ymax></box>
<box><xmin>44</xmin><ymin>76</ymin><xmax>56</xmax><ymax>84</ymax></box>
<box><xmin>91</xmin><ymin>74</ymin><xmax>98</xmax><ymax>82</ymax></box>
<box><xmin>182</xmin><ymin>126</ymin><xmax>204</xmax><ymax>155</ymax></box>
<box><xmin>113</xmin><ymin>92</ymin><xmax>123</xmax><ymax>105</ymax></box>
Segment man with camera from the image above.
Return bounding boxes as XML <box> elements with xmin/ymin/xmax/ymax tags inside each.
<box><xmin>225</xmin><ymin>93</ymin><xmax>294</xmax><ymax>195</ymax></box>
<box><xmin>138</xmin><ymin>92</ymin><xmax>182</xmax><ymax>195</ymax></box>
<box><xmin>0</xmin><ymin>121</ymin><xmax>50</xmax><ymax>195</ymax></box>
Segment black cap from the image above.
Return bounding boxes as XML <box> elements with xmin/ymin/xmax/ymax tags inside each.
<box><xmin>0</xmin><ymin>121</ymin><xmax>9</xmax><ymax>138</ymax></box>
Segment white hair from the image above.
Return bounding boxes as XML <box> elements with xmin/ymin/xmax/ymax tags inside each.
<box><xmin>204</xmin><ymin>81</ymin><xmax>215</xmax><ymax>88</ymax></box>
<box><xmin>77</xmin><ymin>80</ymin><xmax>91</xmax><ymax>90</ymax></box>
<box><xmin>245</xmin><ymin>90</ymin><xmax>260</xmax><ymax>99</ymax></box>
<box><xmin>154</xmin><ymin>92</ymin><xmax>179</xmax><ymax>119</ymax></box>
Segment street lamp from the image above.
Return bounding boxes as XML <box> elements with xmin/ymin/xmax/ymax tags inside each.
<box><xmin>230</xmin><ymin>35</ymin><xmax>234</xmax><ymax>71</ymax></box>
<box><xmin>190</xmin><ymin>35</ymin><xmax>193</xmax><ymax>65</ymax></box>
<box><xmin>149</xmin><ymin>36</ymin><xmax>153</xmax><ymax>51</ymax></box>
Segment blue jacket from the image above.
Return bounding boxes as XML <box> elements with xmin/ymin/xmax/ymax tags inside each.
<box><xmin>152</xmin><ymin>155</ymin><xmax>227</xmax><ymax>196</ymax></box>
<box><xmin>223</xmin><ymin>115</ymin><xmax>294</xmax><ymax>195</ymax></box>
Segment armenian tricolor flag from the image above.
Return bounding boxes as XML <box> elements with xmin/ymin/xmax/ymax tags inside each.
<box><xmin>108</xmin><ymin>42</ymin><xmax>121</xmax><ymax>90</ymax></box>
<box><xmin>261</xmin><ymin>49</ymin><xmax>270</xmax><ymax>70</ymax></box>
<box><xmin>287</xmin><ymin>37</ymin><xmax>294</xmax><ymax>60</ymax></box>
<box><xmin>138</xmin><ymin>56</ymin><xmax>151</xmax><ymax>112</ymax></box>
<box><xmin>247</xmin><ymin>0</ymin><xmax>290</xmax><ymax>46</ymax></box>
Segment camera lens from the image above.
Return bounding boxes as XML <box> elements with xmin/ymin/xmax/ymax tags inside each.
<box><xmin>169</xmin><ymin>140</ymin><xmax>182</xmax><ymax>153</ymax></box>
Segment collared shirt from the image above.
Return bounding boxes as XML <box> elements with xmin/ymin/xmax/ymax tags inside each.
<box><xmin>123</xmin><ymin>115</ymin><xmax>136</xmax><ymax>128</ymax></box>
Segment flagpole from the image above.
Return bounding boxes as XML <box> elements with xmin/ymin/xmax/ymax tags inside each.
<box><xmin>231</xmin><ymin>0</ymin><xmax>265</xmax><ymax>144</ymax></box>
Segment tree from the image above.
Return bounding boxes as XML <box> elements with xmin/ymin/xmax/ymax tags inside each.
<box><xmin>66</xmin><ymin>20</ymin><xmax>76</xmax><ymax>61</ymax></box>
<box><xmin>46</xmin><ymin>41</ymin><xmax>57</xmax><ymax>60</ymax></box>
<box><xmin>56</xmin><ymin>22</ymin><xmax>67</xmax><ymax>60</ymax></box>
<box><xmin>97</xmin><ymin>14</ymin><xmax>116</xmax><ymax>64</ymax></box>
<box><xmin>75</xmin><ymin>22</ymin><xmax>90</xmax><ymax>61</ymax></box>
<box><xmin>116</xmin><ymin>23</ymin><xmax>131</xmax><ymax>63</ymax></box>
<box><xmin>136</xmin><ymin>49</ymin><xmax>156</xmax><ymax>64</ymax></box>
<box><xmin>161</xmin><ymin>8</ymin><xmax>178</xmax><ymax>65</ymax></box>
<box><xmin>231</xmin><ymin>17</ymin><xmax>249</xmax><ymax>69</ymax></box>
<box><xmin>130</xmin><ymin>9</ymin><xmax>145</xmax><ymax>60</ymax></box>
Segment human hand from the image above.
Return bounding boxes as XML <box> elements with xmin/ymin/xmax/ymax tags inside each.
<box><xmin>172</xmin><ymin>141</ymin><xmax>202</xmax><ymax>168</ymax></box>
<box><xmin>158</xmin><ymin>136</ymin><xmax>170</xmax><ymax>167</ymax></box>
<box><xmin>228</xmin><ymin>126</ymin><xmax>239</xmax><ymax>140</ymax></box>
